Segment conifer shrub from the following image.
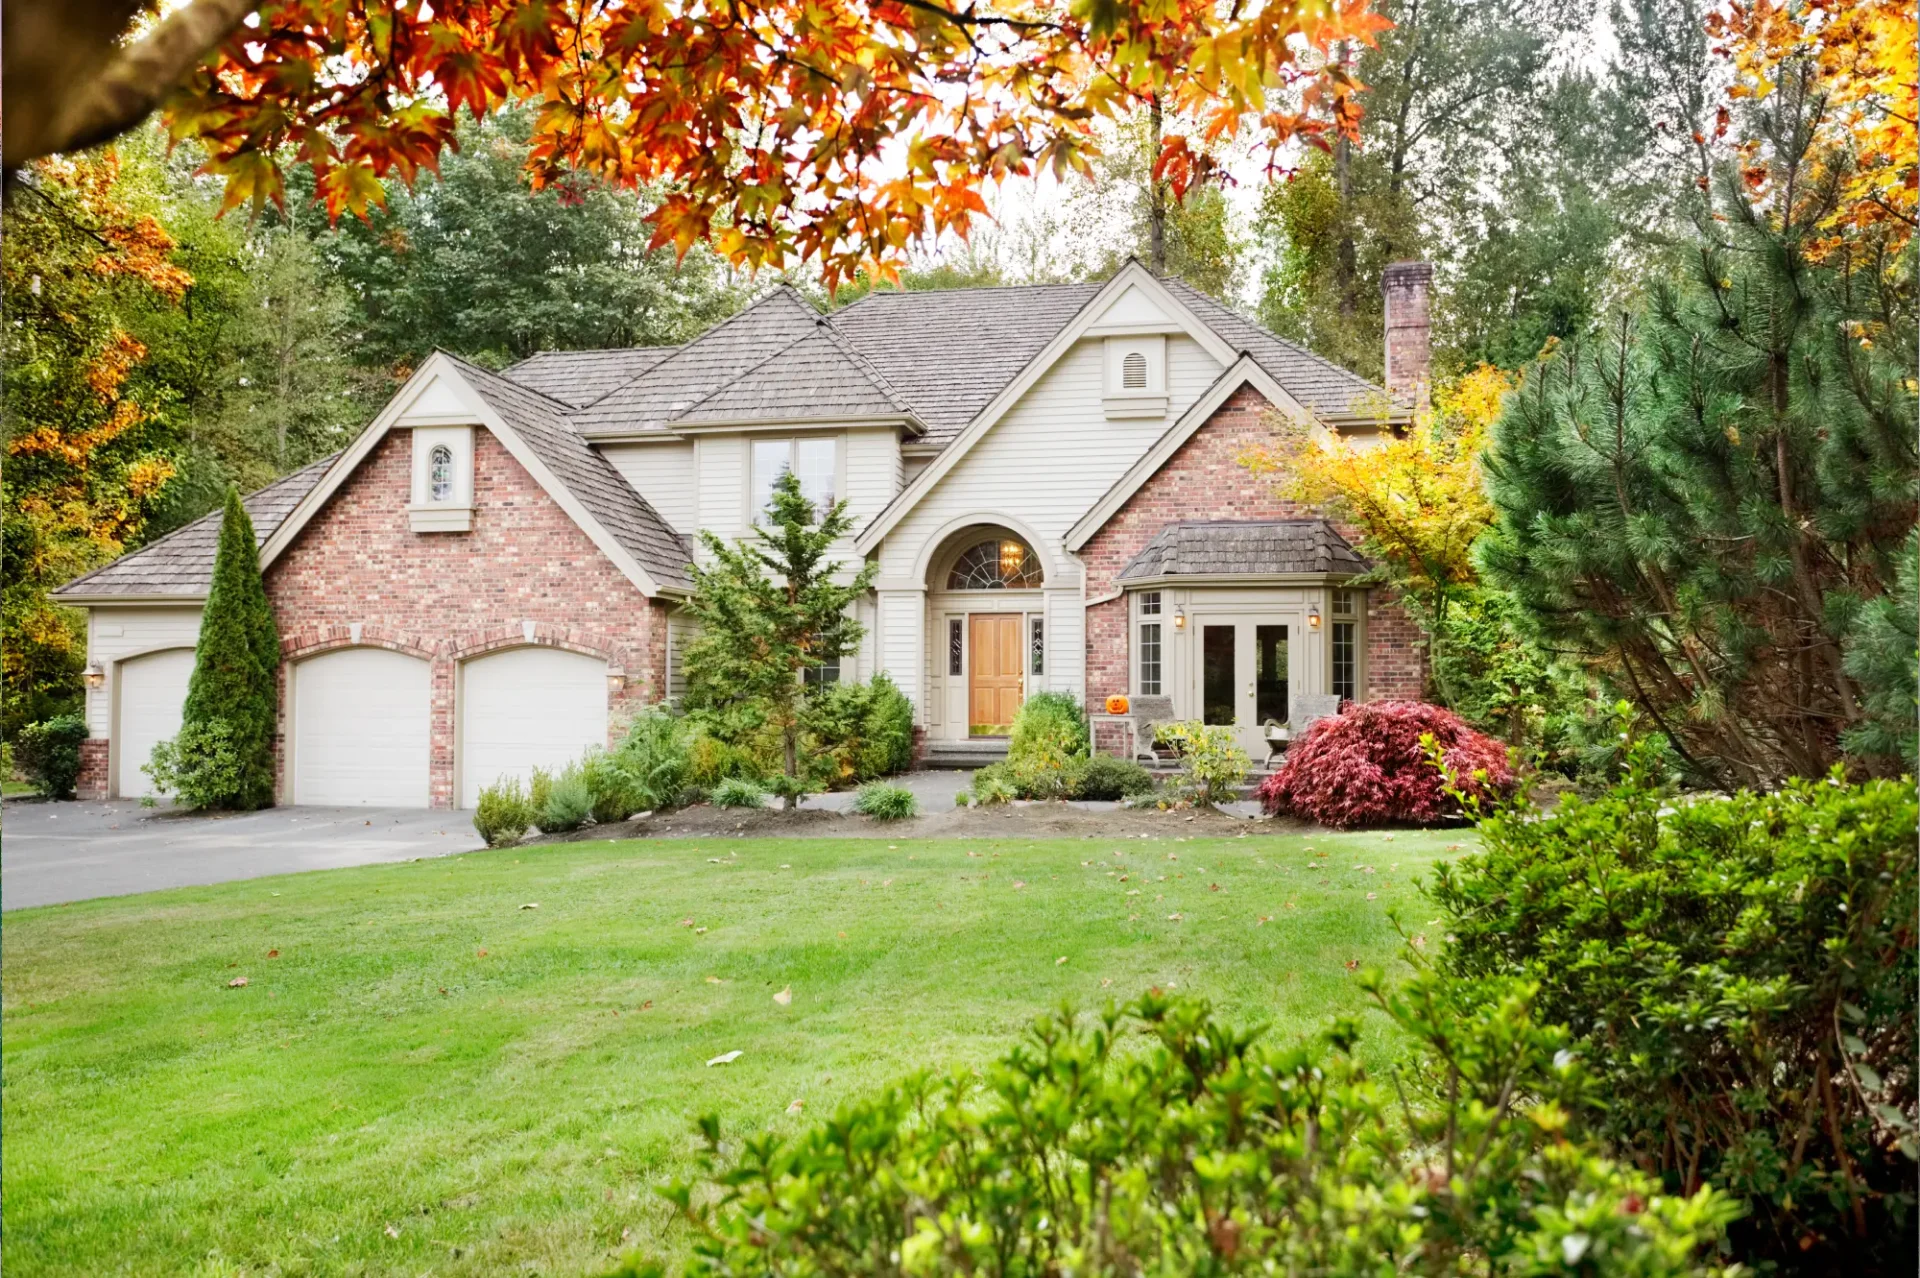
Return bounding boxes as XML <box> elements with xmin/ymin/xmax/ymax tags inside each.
<box><xmin>1426</xmin><ymin>738</ymin><xmax>1919</xmax><ymax>1272</ymax></box>
<box><xmin>851</xmin><ymin>781</ymin><xmax>916</xmax><ymax>821</ymax></box>
<box><xmin>177</xmin><ymin>489</ymin><xmax>280</xmax><ymax>809</ymax></box>
<box><xmin>16</xmin><ymin>714</ymin><xmax>87</xmax><ymax>799</ymax></box>
<box><xmin>1258</xmin><ymin>701</ymin><xmax>1513</xmax><ymax>827</ymax></box>
<box><xmin>537</xmin><ymin>763</ymin><xmax>593</xmax><ymax>832</ymax></box>
<box><xmin>710</xmin><ymin>776</ymin><xmax>768</xmax><ymax>809</ymax></box>
<box><xmin>1006</xmin><ymin>692</ymin><xmax>1089</xmax><ymax>771</ymax></box>
<box><xmin>472</xmin><ymin>777</ymin><xmax>533</xmax><ymax>847</ymax></box>
<box><xmin>624</xmin><ymin>986</ymin><xmax>1739</xmax><ymax>1278</ymax></box>
<box><xmin>803</xmin><ymin>674</ymin><xmax>914</xmax><ymax>785</ymax></box>
<box><xmin>615</xmin><ymin>708</ymin><xmax>693</xmax><ymax>810</ymax></box>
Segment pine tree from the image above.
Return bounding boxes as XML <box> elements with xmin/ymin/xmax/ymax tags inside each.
<box><xmin>1480</xmin><ymin>66</ymin><xmax>1917</xmax><ymax>785</ymax></box>
<box><xmin>180</xmin><ymin>487</ymin><xmax>281</xmax><ymax>808</ymax></box>
<box><xmin>682</xmin><ymin>470</ymin><xmax>879</xmax><ymax>806</ymax></box>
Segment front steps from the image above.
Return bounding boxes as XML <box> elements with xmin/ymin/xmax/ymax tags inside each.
<box><xmin>920</xmin><ymin>739</ymin><xmax>1009</xmax><ymax>770</ymax></box>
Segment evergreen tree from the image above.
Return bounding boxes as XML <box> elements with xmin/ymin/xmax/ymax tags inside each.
<box><xmin>1480</xmin><ymin>66</ymin><xmax>1917</xmax><ymax>785</ymax></box>
<box><xmin>681</xmin><ymin>471</ymin><xmax>879</xmax><ymax>806</ymax></box>
<box><xmin>180</xmin><ymin>487</ymin><xmax>281</xmax><ymax>808</ymax></box>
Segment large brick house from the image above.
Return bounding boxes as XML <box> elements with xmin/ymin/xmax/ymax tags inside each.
<box><xmin>56</xmin><ymin>259</ymin><xmax>1433</xmax><ymax>807</ymax></box>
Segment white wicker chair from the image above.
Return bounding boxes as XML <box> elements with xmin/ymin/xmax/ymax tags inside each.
<box><xmin>1126</xmin><ymin>696</ymin><xmax>1178</xmax><ymax>764</ymax></box>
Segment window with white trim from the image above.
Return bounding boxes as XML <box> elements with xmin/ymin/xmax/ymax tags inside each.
<box><xmin>1136</xmin><ymin>591</ymin><xmax>1163</xmax><ymax>696</ymax></box>
<box><xmin>1330</xmin><ymin>588</ymin><xmax>1362</xmax><ymax>702</ymax></box>
<box><xmin>428</xmin><ymin>445</ymin><xmax>454</xmax><ymax>502</ymax></box>
<box><xmin>751</xmin><ymin>437</ymin><xmax>838</xmax><ymax>521</ymax></box>
<box><xmin>1030</xmin><ymin>616</ymin><xmax>1045</xmax><ymax>676</ymax></box>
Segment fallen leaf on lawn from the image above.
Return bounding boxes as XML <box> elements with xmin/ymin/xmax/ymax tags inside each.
<box><xmin>694</xmin><ymin>927</ymin><xmax>708</xmax><ymax>935</ymax></box>
<box><xmin>1445</xmin><ymin>843</ymin><xmax>1463</xmax><ymax>852</ymax></box>
<box><xmin>1412</xmin><ymin>935</ymin><xmax>1427</xmax><ymax>949</ymax></box>
<box><xmin>519</xmin><ymin>903</ymin><xmax>539</xmax><ymax>910</ymax></box>
<box><xmin>1055</xmin><ymin>956</ymin><xmax>1067</xmax><ymax>965</ymax></box>
<box><xmin>1128</xmin><ymin>913</ymin><xmax>1140</xmax><ymax>921</ymax></box>
<box><xmin>1167</xmin><ymin>912</ymin><xmax>1183</xmax><ymax>922</ymax></box>
<box><xmin>1257</xmin><ymin>915</ymin><xmax>1271</xmax><ymax>926</ymax></box>
<box><xmin>439</xmin><ymin>987</ymin><xmax>448</xmax><ymax>995</ymax></box>
<box><xmin>1101</xmin><ymin>978</ymin><xmax>1113</xmax><ymax>988</ymax></box>
<box><xmin>707</xmin><ymin>1050</ymin><xmax>743</xmax><ymax>1067</ymax></box>
<box><xmin>476</xmin><ymin>948</ymin><xmax>488</xmax><ymax>957</ymax></box>
<box><xmin>1285</xmin><ymin>900</ymin><xmax>1297</xmax><ymax>910</ymax></box>
<box><xmin>967</xmin><ymin>851</ymin><xmax>981</xmax><ymax>858</ymax></box>
<box><xmin>882</xmin><ymin>878</ymin><xmax>892</xmax><ymax>886</ymax></box>
<box><xmin>786</xmin><ymin>1099</ymin><xmax>805</xmax><ymax>1113</ymax></box>
<box><xmin>227</xmin><ymin>976</ymin><xmax>249</xmax><ymax>988</ymax></box>
<box><xmin>267</xmin><ymin>949</ymin><xmax>280</xmax><ymax>958</ymax></box>
<box><xmin>385</xmin><ymin>1223</ymin><xmax>400</xmax><ymax>1238</ymax></box>
<box><xmin>705</xmin><ymin>976</ymin><xmax>727</xmax><ymax>984</ymax></box>
<box><xmin>641</xmin><ymin>999</ymin><xmax>653</xmax><ymax>1009</ymax></box>
<box><xmin>837</xmin><ymin>931</ymin><xmax>847</xmax><ymax>938</ymax></box>
<box><xmin>680</xmin><ymin>918</ymin><xmax>696</xmax><ymax>927</ymax></box>
<box><xmin>1343</xmin><ymin>959</ymin><xmax>1361</xmax><ymax>972</ymax></box>
<box><xmin>1126</xmin><ymin>889</ymin><xmax>1140</xmax><ymax>896</ymax></box>
<box><xmin>1210</xmin><ymin>883</ymin><xmax>1222</xmax><ymax>892</ymax></box>
<box><xmin>773</xmin><ymin>986</ymin><xmax>792</xmax><ymax>1006</ymax></box>
<box><xmin>1012</xmin><ymin>880</ymin><xmax>1026</xmax><ymax>889</ymax></box>
<box><xmin>1167</xmin><ymin>853</ymin><xmax>1178</xmax><ymax>860</ymax></box>
<box><xmin>780</xmin><ymin>863</ymin><xmax>791</xmax><ymax>869</ymax></box>
<box><xmin>707</xmin><ymin>857</ymin><xmax>723</xmax><ymax>864</ymax></box>
<box><xmin>1366</xmin><ymin>892</ymin><xmax>1378</xmax><ymax>900</ymax></box>
<box><xmin>1382</xmin><ymin>834</ymin><xmax>1396</xmax><ymax>841</ymax></box>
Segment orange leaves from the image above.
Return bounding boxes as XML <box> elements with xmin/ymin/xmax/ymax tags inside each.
<box><xmin>165</xmin><ymin>0</ymin><xmax>1393</xmax><ymax>290</ymax></box>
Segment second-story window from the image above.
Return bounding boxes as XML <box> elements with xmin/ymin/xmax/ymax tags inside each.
<box><xmin>752</xmin><ymin>437</ymin><xmax>837</xmax><ymax>521</ymax></box>
<box><xmin>428</xmin><ymin>445</ymin><xmax>454</xmax><ymax>502</ymax></box>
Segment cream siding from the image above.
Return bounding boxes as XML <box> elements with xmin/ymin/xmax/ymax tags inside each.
<box><xmin>601</xmin><ymin>440</ymin><xmax>697</xmax><ymax>534</ymax></box>
<box><xmin>85</xmin><ymin>605</ymin><xmax>206</xmax><ymax>737</ymax></box>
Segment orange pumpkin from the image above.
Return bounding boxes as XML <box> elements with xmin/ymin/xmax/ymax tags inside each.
<box><xmin>1105</xmin><ymin>695</ymin><xmax>1130</xmax><ymax>715</ymax></box>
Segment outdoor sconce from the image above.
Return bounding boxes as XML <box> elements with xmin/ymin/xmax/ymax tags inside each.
<box><xmin>84</xmin><ymin>662</ymin><xmax>106</xmax><ymax>690</ymax></box>
<box><xmin>1173</xmin><ymin>607</ymin><xmax>1186</xmax><ymax>630</ymax></box>
<box><xmin>606</xmin><ymin>669</ymin><xmax>627</xmax><ymax>693</ymax></box>
<box><xmin>1308</xmin><ymin>606</ymin><xmax>1322</xmax><ymax>630</ymax></box>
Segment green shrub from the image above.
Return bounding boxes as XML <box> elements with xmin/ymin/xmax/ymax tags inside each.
<box><xmin>1427</xmin><ymin>736</ymin><xmax>1919</xmax><ymax>1272</ymax></box>
<box><xmin>537</xmin><ymin>764</ymin><xmax>593</xmax><ymax>833</ymax></box>
<box><xmin>179</xmin><ymin>488</ymin><xmax>280</xmax><ymax>810</ymax></box>
<box><xmin>472</xmin><ymin>777</ymin><xmax>533</xmax><ymax>847</ymax></box>
<box><xmin>682</xmin><ymin>715</ymin><xmax>772</xmax><ymax>790</ymax></box>
<box><xmin>527</xmin><ymin>766</ymin><xmax>554</xmax><ymax>818</ymax></box>
<box><xmin>953</xmin><ymin>790</ymin><xmax>971</xmax><ymax>808</ymax></box>
<box><xmin>968</xmin><ymin>762</ymin><xmax>1017</xmax><ymax>806</ymax></box>
<box><xmin>1006</xmin><ymin>691</ymin><xmax>1089</xmax><ymax>772</ymax></box>
<box><xmin>1153</xmin><ymin>720</ymin><xmax>1248</xmax><ymax>806</ymax></box>
<box><xmin>15</xmin><ymin>714</ymin><xmax>87</xmax><ymax>799</ymax></box>
<box><xmin>631</xmin><ymin>985</ymin><xmax>1739</xmax><ymax>1278</ymax></box>
<box><xmin>579</xmin><ymin>748</ymin><xmax>643</xmax><ymax>824</ymax></box>
<box><xmin>710</xmin><ymin>776</ymin><xmax>767</xmax><ymax>809</ymax></box>
<box><xmin>142</xmin><ymin>721</ymin><xmax>248</xmax><ymax>809</ymax></box>
<box><xmin>852</xmin><ymin>781</ymin><xmax>916</xmax><ymax>820</ymax></box>
<box><xmin>1071</xmin><ymin>753</ymin><xmax>1155</xmax><ymax>800</ymax></box>
<box><xmin>616</xmin><ymin>707</ymin><xmax>693</xmax><ymax>810</ymax></box>
<box><xmin>803</xmin><ymin>674</ymin><xmax>914</xmax><ymax>786</ymax></box>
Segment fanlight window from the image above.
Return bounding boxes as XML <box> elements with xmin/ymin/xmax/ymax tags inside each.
<box><xmin>1122</xmin><ymin>351</ymin><xmax>1148</xmax><ymax>389</ymax></box>
<box><xmin>428</xmin><ymin>445</ymin><xmax>454</xmax><ymax>502</ymax></box>
<box><xmin>947</xmin><ymin>538</ymin><xmax>1043</xmax><ymax>590</ymax></box>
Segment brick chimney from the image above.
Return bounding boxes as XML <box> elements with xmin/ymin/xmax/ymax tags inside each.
<box><xmin>1382</xmin><ymin>261</ymin><xmax>1433</xmax><ymax>408</ymax></box>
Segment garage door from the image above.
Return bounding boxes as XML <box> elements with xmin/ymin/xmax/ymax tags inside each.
<box><xmin>460</xmin><ymin>647</ymin><xmax>606</xmax><ymax>807</ymax></box>
<box><xmin>292</xmin><ymin>648</ymin><xmax>431</xmax><ymax>806</ymax></box>
<box><xmin>117</xmin><ymin>648</ymin><xmax>197</xmax><ymax>799</ymax></box>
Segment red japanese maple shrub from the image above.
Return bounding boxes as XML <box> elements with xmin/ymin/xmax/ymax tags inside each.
<box><xmin>1258</xmin><ymin>701</ymin><xmax>1516</xmax><ymax>828</ymax></box>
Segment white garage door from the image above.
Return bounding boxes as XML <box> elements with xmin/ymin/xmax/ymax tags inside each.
<box><xmin>292</xmin><ymin>649</ymin><xmax>431</xmax><ymax>807</ymax></box>
<box><xmin>460</xmin><ymin>648</ymin><xmax>607</xmax><ymax>808</ymax></box>
<box><xmin>117</xmin><ymin>648</ymin><xmax>197</xmax><ymax>799</ymax></box>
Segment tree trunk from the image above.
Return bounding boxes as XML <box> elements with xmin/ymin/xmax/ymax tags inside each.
<box><xmin>1147</xmin><ymin>93</ymin><xmax>1167</xmax><ymax>274</ymax></box>
<box><xmin>1333</xmin><ymin>43</ymin><xmax>1356</xmax><ymax>321</ymax></box>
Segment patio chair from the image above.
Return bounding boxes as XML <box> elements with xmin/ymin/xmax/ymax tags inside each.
<box><xmin>1126</xmin><ymin>696</ymin><xmax>1178</xmax><ymax>764</ymax></box>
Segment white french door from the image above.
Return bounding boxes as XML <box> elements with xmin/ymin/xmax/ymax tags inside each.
<box><xmin>1194</xmin><ymin>615</ymin><xmax>1298</xmax><ymax>761</ymax></box>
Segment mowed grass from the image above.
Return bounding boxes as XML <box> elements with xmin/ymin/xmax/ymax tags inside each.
<box><xmin>4</xmin><ymin>827</ymin><xmax>1466</xmax><ymax>1276</ymax></box>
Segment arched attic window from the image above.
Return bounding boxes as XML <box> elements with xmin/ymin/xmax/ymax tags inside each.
<box><xmin>428</xmin><ymin>445</ymin><xmax>454</xmax><ymax>502</ymax></box>
<box><xmin>1122</xmin><ymin>351</ymin><xmax>1148</xmax><ymax>389</ymax></box>
<box><xmin>948</xmin><ymin>538</ymin><xmax>1043</xmax><ymax>590</ymax></box>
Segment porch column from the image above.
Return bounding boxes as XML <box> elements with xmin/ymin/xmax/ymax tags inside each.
<box><xmin>875</xmin><ymin>583</ymin><xmax>928</xmax><ymax>721</ymax></box>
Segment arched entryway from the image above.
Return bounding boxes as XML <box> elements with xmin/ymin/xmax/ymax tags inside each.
<box><xmin>923</xmin><ymin>525</ymin><xmax>1049</xmax><ymax>741</ymax></box>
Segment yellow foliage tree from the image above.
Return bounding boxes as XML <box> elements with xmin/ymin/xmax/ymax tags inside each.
<box><xmin>1239</xmin><ymin>363</ymin><xmax>1512</xmax><ymax>702</ymax></box>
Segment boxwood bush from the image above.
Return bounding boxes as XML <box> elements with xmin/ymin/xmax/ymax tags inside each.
<box><xmin>472</xmin><ymin>777</ymin><xmax>533</xmax><ymax>847</ymax></box>
<box><xmin>16</xmin><ymin>714</ymin><xmax>88</xmax><ymax>799</ymax></box>
<box><xmin>619</xmin><ymin>983</ymin><xmax>1739</xmax><ymax>1277</ymax></box>
<box><xmin>1259</xmin><ymin>701</ymin><xmax>1515</xmax><ymax>827</ymax></box>
<box><xmin>1426</xmin><ymin>738</ymin><xmax>1918</xmax><ymax>1272</ymax></box>
<box><xmin>1070</xmin><ymin>753</ymin><xmax>1156</xmax><ymax>800</ymax></box>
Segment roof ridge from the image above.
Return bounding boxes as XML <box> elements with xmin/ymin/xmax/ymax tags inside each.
<box><xmin>834</xmin><ymin>280</ymin><xmax>1102</xmax><ymax>312</ymax></box>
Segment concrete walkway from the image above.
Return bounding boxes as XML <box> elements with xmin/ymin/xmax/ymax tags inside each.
<box><xmin>2</xmin><ymin>799</ymin><xmax>485</xmax><ymax>910</ymax></box>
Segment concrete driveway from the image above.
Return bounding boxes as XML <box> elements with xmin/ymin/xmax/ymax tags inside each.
<box><xmin>2</xmin><ymin>799</ymin><xmax>485</xmax><ymax>910</ymax></box>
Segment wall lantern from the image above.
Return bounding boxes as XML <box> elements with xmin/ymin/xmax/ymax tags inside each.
<box><xmin>1173</xmin><ymin>607</ymin><xmax>1187</xmax><ymax>630</ymax></box>
<box><xmin>1308</xmin><ymin>606</ymin><xmax>1322</xmax><ymax>630</ymax></box>
<box><xmin>84</xmin><ymin>662</ymin><xmax>107</xmax><ymax>690</ymax></box>
<box><xmin>607</xmin><ymin>669</ymin><xmax>628</xmax><ymax>693</ymax></box>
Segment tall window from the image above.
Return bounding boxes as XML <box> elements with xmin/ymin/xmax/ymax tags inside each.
<box><xmin>1030</xmin><ymin>617</ymin><xmax>1045</xmax><ymax>676</ymax></box>
<box><xmin>751</xmin><ymin>437</ymin><xmax>837</xmax><ymax>521</ymax></box>
<box><xmin>948</xmin><ymin>619</ymin><xmax>963</xmax><ymax>675</ymax></box>
<box><xmin>1332</xmin><ymin>623</ymin><xmax>1357</xmax><ymax>703</ymax></box>
<box><xmin>1136</xmin><ymin>590</ymin><xmax>1162</xmax><ymax>695</ymax></box>
<box><xmin>947</xmin><ymin>538</ymin><xmax>1043</xmax><ymax>589</ymax></box>
<box><xmin>428</xmin><ymin>445</ymin><xmax>454</xmax><ymax>502</ymax></box>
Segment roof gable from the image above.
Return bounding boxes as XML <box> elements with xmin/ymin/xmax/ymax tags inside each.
<box><xmin>1119</xmin><ymin>519</ymin><xmax>1367</xmax><ymax>582</ymax></box>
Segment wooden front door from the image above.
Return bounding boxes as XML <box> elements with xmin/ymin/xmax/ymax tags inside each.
<box><xmin>968</xmin><ymin>613</ymin><xmax>1024</xmax><ymax>734</ymax></box>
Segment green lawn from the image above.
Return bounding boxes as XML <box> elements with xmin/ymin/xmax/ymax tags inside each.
<box><xmin>4</xmin><ymin>828</ymin><xmax>1465</xmax><ymax>1276</ymax></box>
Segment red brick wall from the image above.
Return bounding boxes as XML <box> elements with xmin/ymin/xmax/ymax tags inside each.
<box><xmin>265</xmin><ymin>429</ymin><xmax>668</xmax><ymax>807</ymax></box>
<box><xmin>1077</xmin><ymin>385</ymin><xmax>1425</xmax><ymax>750</ymax></box>
<box><xmin>76</xmin><ymin>738</ymin><xmax>109</xmax><ymax>800</ymax></box>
